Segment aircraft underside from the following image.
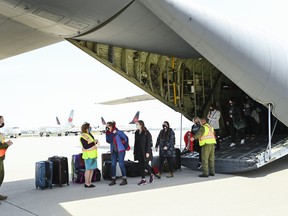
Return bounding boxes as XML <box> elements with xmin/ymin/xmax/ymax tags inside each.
<box><xmin>1</xmin><ymin>0</ymin><xmax>288</xmax><ymax>173</ymax></box>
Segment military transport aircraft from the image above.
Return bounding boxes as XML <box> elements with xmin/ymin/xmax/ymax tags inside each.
<box><xmin>1</xmin><ymin>0</ymin><xmax>288</xmax><ymax>173</ymax></box>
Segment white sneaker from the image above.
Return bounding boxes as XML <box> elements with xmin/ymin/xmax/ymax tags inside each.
<box><xmin>240</xmin><ymin>139</ymin><xmax>245</xmax><ymax>144</ymax></box>
<box><xmin>230</xmin><ymin>143</ymin><xmax>236</xmax><ymax>147</ymax></box>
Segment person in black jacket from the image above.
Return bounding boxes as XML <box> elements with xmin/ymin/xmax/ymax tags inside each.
<box><xmin>134</xmin><ymin>120</ymin><xmax>154</xmax><ymax>185</ymax></box>
<box><xmin>155</xmin><ymin>121</ymin><xmax>176</xmax><ymax>178</ymax></box>
<box><xmin>227</xmin><ymin>98</ymin><xmax>245</xmax><ymax>147</ymax></box>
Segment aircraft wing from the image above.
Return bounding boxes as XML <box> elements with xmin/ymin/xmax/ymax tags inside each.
<box><xmin>96</xmin><ymin>94</ymin><xmax>155</xmax><ymax>105</ymax></box>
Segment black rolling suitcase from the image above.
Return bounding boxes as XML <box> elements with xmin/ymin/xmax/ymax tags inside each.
<box><xmin>48</xmin><ymin>156</ymin><xmax>69</xmax><ymax>187</ymax></box>
<box><xmin>35</xmin><ymin>161</ymin><xmax>53</xmax><ymax>190</ymax></box>
<box><xmin>174</xmin><ymin>148</ymin><xmax>181</xmax><ymax>170</ymax></box>
<box><xmin>101</xmin><ymin>152</ymin><xmax>121</xmax><ymax>180</ymax></box>
<box><xmin>102</xmin><ymin>152</ymin><xmax>111</xmax><ymax>180</ymax></box>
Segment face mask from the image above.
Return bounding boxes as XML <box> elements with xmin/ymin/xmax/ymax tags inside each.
<box><xmin>136</xmin><ymin>125</ymin><xmax>141</xmax><ymax>130</ymax></box>
<box><xmin>88</xmin><ymin>127</ymin><xmax>92</xmax><ymax>133</ymax></box>
<box><xmin>0</xmin><ymin>123</ymin><xmax>4</xmax><ymax>128</ymax></box>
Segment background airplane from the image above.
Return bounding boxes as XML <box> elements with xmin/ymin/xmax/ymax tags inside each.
<box><xmin>37</xmin><ymin>110</ymin><xmax>74</xmax><ymax>137</ymax></box>
<box><xmin>56</xmin><ymin>115</ymin><xmax>80</xmax><ymax>136</ymax></box>
<box><xmin>94</xmin><ymin>111</ymin><xmax>140</xmax><ymax>134</ymax></box>
<box><xmin>0</xmin><ymin>126</ymin><xmax>22</xmax><ymax>138</ymax></box>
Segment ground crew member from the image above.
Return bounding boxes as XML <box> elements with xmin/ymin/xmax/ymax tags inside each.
<box><xmin>80</xmin><ymin>122</ymin><xmax>98</xmax><ymax>188</ymax></box>
<box><xmin>191</xmin><ymin>118</ymin><xmax>216</xmax><ymax>177</ymax></box>
<box><xmin>0</xmin><ymin>115</ymin><xmax>13</xmax><ymax>203</ymax></box>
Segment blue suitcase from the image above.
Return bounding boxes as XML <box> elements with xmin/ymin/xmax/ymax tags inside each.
<box><xmin>35</xmin><ymin>161</ymin><xmax>53</xmax><ymax>190</ymax></box>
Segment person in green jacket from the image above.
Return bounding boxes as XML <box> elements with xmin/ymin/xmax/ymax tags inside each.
<box><xmin>0</xmin><ymin>115</ymin><xmax>13</xmax><ymax>204</ymax></box>
<box><xmin>191</xmin><ymin>118</ymin><xmax>216</xmax><ymax>177</ymax></box>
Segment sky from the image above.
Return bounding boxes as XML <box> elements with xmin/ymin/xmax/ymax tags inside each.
<box><xmin>0</xmin><ymin>41</ymin><xmax>192</xmax><ymax>130</ymax></box>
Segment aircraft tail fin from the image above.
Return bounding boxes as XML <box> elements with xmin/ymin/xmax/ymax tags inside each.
<box><xmin>129</xmin><ymin>111</ymin><xmax>140</xmax><ymax>124</ymax></box>
<box><xmin>66</xmin><ymin>110</ymin><xmax>74</xmax><ymax>126</ymax></box>
<box><xmin>101</xmin><ymin>117</ymin><xmax>106</xmax><ymax>125</ymax></box>
<box><xmin>56</xmin><ymin>117</ymin><xmax>61</xmax><ymax>125</ymax></box>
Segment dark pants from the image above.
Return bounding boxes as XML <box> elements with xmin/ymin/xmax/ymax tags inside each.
<box><xmin>229</xmin><ymin>125</ymin><xmax>244</xmax><ymax>142</ymax></box>
<box><xmin>138</xmin><ymin>157</ymin><xmax>152</xmax><ymax>179</ymax></box>
<box><xmin>214</xmin><ymin>129</ymin><xmax>220</xmax><ymax>149</ymax></box>
<box><xmin>0</xmin><ymin>159</ymin><xmax>4</xmax><ymax>186</ymax></box>
<box><xmin>111</xmin><ymin>151</ymin><xmax>126</xmax><ymax>178</ymax></box>
<box><xmin>159</xmin><ymin>156</ymin><xmax>174</xmax><ymax>173</ymax></box>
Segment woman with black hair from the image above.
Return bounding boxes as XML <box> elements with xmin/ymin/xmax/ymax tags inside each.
<box><xmin>155</xmin><ymin>121</ymin><xmax>175</xmax><ymax>178</ymax></box>
<box><xmin>134</xmin><ymin>120</ymin><xmax>154</xmax><ymax>185</ymax></box>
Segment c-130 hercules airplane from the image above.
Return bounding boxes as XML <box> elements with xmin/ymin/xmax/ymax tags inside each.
<box><xmin>1</xmin><ymin>0</ymin><xmax>288</xmax><ymax>173</ymax></box>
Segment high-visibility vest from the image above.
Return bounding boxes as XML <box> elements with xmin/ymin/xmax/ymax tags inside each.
<box><xmin>199</xmin><ymin>124</ymin><xmax>216</xmax><ymax>146</ymax></box>
<box><xmin>80</xmin><ymin>133</ymin><xmax>98</xmax><ymax>159</ymax></box>
<box><xmin>0</xmin><ymin>134</ymin><xmax>7</xmax><ymax>157</ymax></box>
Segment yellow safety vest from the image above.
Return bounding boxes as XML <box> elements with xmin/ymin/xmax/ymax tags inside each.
<box><xmin>199</xmin><ymin>124</ymin><xmax>216</xmax><ymax>146</ymax></box>
<box><xmin>80</xmin><ymin>133</ymin><xmax>98</xmax><ymax>159</ymax></box>
<box><xmin>0</xmin><ymin>133</ymin><xmax>7</xmax><ymax>157</ymax></box>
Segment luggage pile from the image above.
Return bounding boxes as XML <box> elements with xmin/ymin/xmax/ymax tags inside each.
<box><xmin>35</xmin><ymin>156</ymin><xmax>69</xmax><ymax>190</ymax></box>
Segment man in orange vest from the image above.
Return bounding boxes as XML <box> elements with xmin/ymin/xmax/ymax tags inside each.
<box><xmin>0</xmin><ymin>115</ymin><xmax>13</xmax><ymax>203</ymax></box>
<box><xmin>191</xmin><ymin>118</ymin><xmax>216</xmax><ymax>177</ymax></box>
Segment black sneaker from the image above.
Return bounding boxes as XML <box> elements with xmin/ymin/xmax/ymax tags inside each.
<box><xmin>198</xmin><ymin>174</ymin><xmax>209</xmax><ymax>178</ymax></box>
<box><xmin>209</xmin><ymin>173</ymin><xmax>215</xmax><ymax>176</ymax></box>
<box><xmin>197</xmin><ymin>163</ymin><xmax>202</xmax><ymax>169</ymax></box>
<box><xmin>138</xmin><ymin>179</ymin><xmax>147</xmax><ymax>186</ymax></box>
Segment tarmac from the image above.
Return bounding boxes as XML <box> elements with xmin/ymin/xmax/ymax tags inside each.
<box><xmin>1</xmin><ymin>134</ymin><xmax>288</xmax><ymax>216</ymax></box>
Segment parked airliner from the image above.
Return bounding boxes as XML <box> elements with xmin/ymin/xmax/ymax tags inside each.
<box><xmin>95</xmin><ymin>111</ymin><xmax>140</xmax><ymax>134</ymax></box>
<box><xmin>37</xmin><ymin>110</ymin><xmax>74</xmax><ymax>137</ymax></box>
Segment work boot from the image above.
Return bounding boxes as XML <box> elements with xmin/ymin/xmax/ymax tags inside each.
<box><xmin>199</xmin><ymin>174</ymin><xmax>209</xmax><ymax>178</ymax></box>
<box><xmin>0</xmin><ymin>195</ymin><xmax>7</xmax><ymax>200</ymax></box>
<box><xmin>166</xmin><ymin>172</ymin><xmax>174</xmax><ymax>178</ymax></box>
<box><xmin>119</xmin><ymin>179</ymin><xmax>127</xmax><ymax>186</ymax></box>
<box><xmin>109</xmin><ymin>179</ymin><xmax>116</xmax><ymax>186</ymax></box>
<box><xmin>155</xmin><ymin>172</ymin><xmax>161</xmax><ymax>179</ymax></box>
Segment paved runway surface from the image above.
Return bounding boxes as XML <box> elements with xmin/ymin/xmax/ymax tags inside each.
<box><xmin>1</xmin><ymin>135</ymin><xmax>288</xmax><ymax>216</ymax></box>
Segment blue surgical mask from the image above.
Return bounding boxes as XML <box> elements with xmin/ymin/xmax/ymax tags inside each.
<box><xmin>88</xmin><ymin>127</ymin><xmax>92</xmax><ymax>133</ymax></box>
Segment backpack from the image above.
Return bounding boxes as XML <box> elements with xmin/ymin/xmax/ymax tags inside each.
<box><xmin>121</xmin><ymin>133</ymin><xmax>130</xmax><ymax>151</ymax></box>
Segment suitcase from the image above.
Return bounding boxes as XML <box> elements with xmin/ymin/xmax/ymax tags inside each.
<box><xmin>48</xmin><ymin>156</ymin><xmax>69</xmax><ymax>187</ymax></box>
<box><xmin>174</xmin><ymin>148</ymin><xmax>182</xmax><ymax>170</ymax></box>
<box><xmin>101</xmin><ymin>153</ymin><xmax>121</xmax><ymax>180</ymax></box>
<box><xmin>152</xmin><ymin>148</ymin><xmax>181</xmax><ymax>172</ymax></box>
<box><xmin>71</xmin><ymin>153</ymin><xmax>85</xmax><ymax>183</ymax></box>
<box><xmin>125</xmin><ymin>160</ymin><xmax>140</xmax><ymax>177</ymax></box>
<box><xmin>72</xmin><ymin>153</ymin><xmax>101</xmax><ymax>183</ymax></box>
<box><xmin>35</xmin><ymin>161</ymin><xmax>53</xmax><ymax>190</ymax></box>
